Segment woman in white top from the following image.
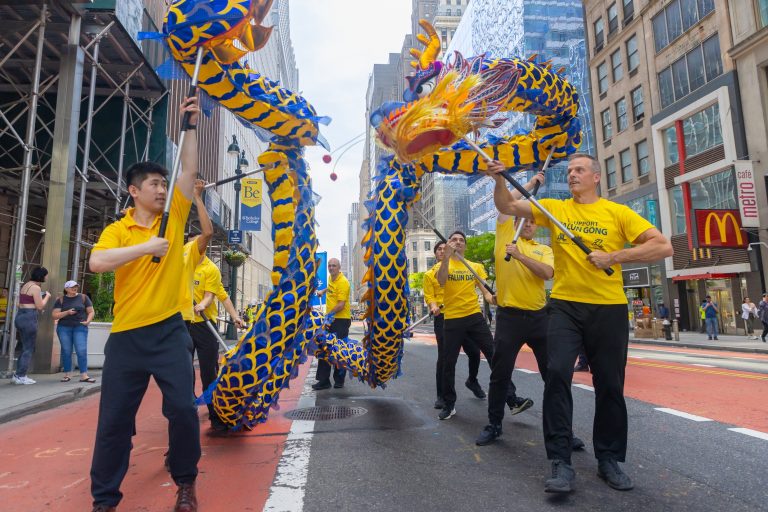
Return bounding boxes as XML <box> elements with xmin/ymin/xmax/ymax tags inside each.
<box><xmin>741</xmin><ymin>298</ymin><xmax>758</xmax><ymax>340</ymax></box>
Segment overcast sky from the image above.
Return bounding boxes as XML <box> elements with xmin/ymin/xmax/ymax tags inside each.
<box><xmin>290</xmin><ymin>0</ymin><xmax>412</xmax><ymax>258</ymax></box>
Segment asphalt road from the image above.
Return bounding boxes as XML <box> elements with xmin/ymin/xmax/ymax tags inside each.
<box><xmin>302</xmin><ymin>338</ymin><xmax>767</xmax><ymax>512</ymax></box>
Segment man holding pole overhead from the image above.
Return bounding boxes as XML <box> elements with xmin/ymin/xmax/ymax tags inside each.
<box><xmin>486</xmin><ymin>153</ymin><xmax>672</xmax><ymax>493</ymax></box>
<box><xmin>88</xmin><ymin>97</ymin><xmax>201</xmax><ymax>512</ymax></box>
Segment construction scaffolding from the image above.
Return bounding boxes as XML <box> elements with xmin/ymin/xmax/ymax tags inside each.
<box><xmin>0</xmin><ymin>0</ymin><xmax>167</xmax><ymax>375</ymax></box>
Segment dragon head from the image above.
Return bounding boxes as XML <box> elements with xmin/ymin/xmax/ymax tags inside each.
<box><xmin>164</xmin><ymin>0</ymin><xmax>274</xmax><ymax>64</ymax></box>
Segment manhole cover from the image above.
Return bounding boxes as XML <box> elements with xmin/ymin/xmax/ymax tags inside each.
<box><xmin>286</xmin><ymin>406</ymin><xmax>367</xmax><ymax>421</ymax></box>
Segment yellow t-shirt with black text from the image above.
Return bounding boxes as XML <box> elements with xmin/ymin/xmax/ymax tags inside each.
<box><xmin>423</xmin><ymin>264</ymin><xmax>444</xmax><ymax>308</ymax></box>
<box><xmin>192</xmin><ymin>256</ymin><xmax>229</xmax><ymax>323</ymax></box>
<box><xmin>92</xmin><ymin>188</ymin><xmax>191</xmax><ymax>332</ymax></box>
<box><xmin>531</xmin><ymin>198</ymin><xmax>654</xmax><ymax>304</ymax></box>
<box><xmin>327</xmin><ymin>272</ymin><xmax>351</xmax><ymax>320</ymax></box>
<box><xmin>495</xmin><ymin>217</ymin><xmax>553</xmax><ymax>310</ymax></box>
<box><xmin>442</xmin><ymin>258</ymin><xmax>487</xmax><ymax>320</ymax></box>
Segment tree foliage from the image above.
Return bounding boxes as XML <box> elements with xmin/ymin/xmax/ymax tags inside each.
<box><xmin>465</xmin><ymin>232</ymin><xmax>496</xmax><ymax>282</ymax></box>
<box><xmin>87</xmin><ymin>271</ymin><xmax>115</xmax><ymax>322</ymax></box>
<box><xmin>409</xmin><ymin>271</ymin><xmax>425</xmax><ymax>293</ymax></box>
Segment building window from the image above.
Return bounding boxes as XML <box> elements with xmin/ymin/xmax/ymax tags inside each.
<box><xmin>663</xmin><ymin>103</ymin><xmax>723</xmax><ymax>165</ymax></box>
<box><xmin>594</xmin><ymin>18</ymin><xmax>605</xmax><ymax>50</ymax></box>
<box><xmin>626</xmin><ymin>35</ymin><xmax>639</xmax><ymax>72</ymax></box>
<box><xmin>412</xmin><ymin>241</ymin><xmax>418</xmax><ymax>251</ymax></box>
<box><xmin>759</xmin><ymin>0</ymin><xmax>768</xmax><ymax>28</ymax></box>
<box><xmin>620</xmin><ymin>149</ymin><xmax>633</xmax><ymax>183</ymax></box>
<box><xmin>424</xmin><ymin>240</ymin><xmax>431</xmax><ymax>251</ymax></box>
<box><xmin>658</xmin><ymin>68</ymin><xmax>674</xmax><ymax>108</ymax></box>
<box><xmin>671</xmin><ymin>57</ymin><xmax>690</xmax><ymax>101</ymax></box>
<box><xmin>601</xmin><ymin>108</ymin><xmax>613</xmax><ymax>140</ymax></box>
<box><xmin>606</xmin><ymin>157</ymin><xmax>617</xmax><ymax>189</ymax></box>
<box><xmin>623</xmin><ymin>0</ymin><xmax>635</xmax><ymax>22</ymax></box>
<box><xmin>703</xmin><ymin>36</ymin><xmax>723</xmax><ymax>81</ymax></box>
<box><xmin>653</xmin><ymin>0</ymin><xmax>715</xmax><ymax>53</ymax></box>
<box><xmin>412</xmin><ymin>258</ymin><xmax>419</xmax><ymax>273</ymax></box>
<box><xmin>611</xmin><ymin>49</ymin><xmax>623</xmax><ymax>81</ymax></box>
<box><xmin>636</xmin><ymin>140</ymin><xmax>649</xmax><ymax>176</ymax></box>
<box><xmin>608</xmin><ymin>3</ymin><xmax>619</xmax><ymax>34</ymax></box>
<box><xmin>597</xmin><ymin>61</ymin><xmax>609</xmax><ymax>94</ymax></box>
<box><xmin>670</xmin><ymin>168</ymin><xmax>737</xmax><ymax>234</ymax></box>
<box><xmin>616</xmin><ymin>98</ymin><xmax>628</xmax><ymax>132</ymax></box>
<box><xmin>657</xmin><ymin>36</ymin><xmax>722</xmax><ymax>109</ymax></box>
<box><xmin>631</xmin><ymin>87</ymin><xmax>644</xmax><ymax>121</ymax></box>
<box><xmin>427</xmin><ymin>257</ymin><xmax>435</xmax><ymax>268</ymax></box>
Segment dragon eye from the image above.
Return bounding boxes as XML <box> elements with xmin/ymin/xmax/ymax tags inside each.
<box><xmin>416</xmin><ymin>85</ymin><xmax>423</xmax><ymax>94</ymax></box>
<box><xmin>417</xmin><ymin>79</ymin><xmax>435</xmax><ymax>98</ymax></box>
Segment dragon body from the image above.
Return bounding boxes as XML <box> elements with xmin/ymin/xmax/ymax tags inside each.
<box><xmin>156</xmin><ymin>1</ymin><xmax>583</xmax><ymax>429</ymax></box>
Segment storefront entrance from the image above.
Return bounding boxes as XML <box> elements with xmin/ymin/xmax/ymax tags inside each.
<box><xmin>706</xmin><ymin>279</ymin><xmax>737</xmax><ymax>335</ymax></box>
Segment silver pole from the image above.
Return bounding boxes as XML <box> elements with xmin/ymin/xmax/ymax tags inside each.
<box><xmin>114</xmin><ymin>82</ymin><xmax>129</xmax><ymax>216</ymax></box>
<box><xmin>1</xmin><ymin>205</ymin><xmax>19</xmax><ymax>357</ymax></box>
<box><xmin>72</xmin><ymin>37</ymin><xmax>101</xmax><ymax>281</ymax></box>
<box><xmin>5</xmin><ymin>4</ymin><xmax>47</xmax><ymax>377</ymax></box>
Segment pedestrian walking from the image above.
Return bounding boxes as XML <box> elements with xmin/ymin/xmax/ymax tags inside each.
<box><xmin>435</xmin><ymin>231</ymin><xmax>496</xmax><ymax>421</ymax></box>
<box><xmin>88</xmin><ymin>97</ymin><xmax>201</xmax><ymax>512</ymax></box>
<box><xmin>52</xmin><ymin>280</ymin><xmax>96</xmax><ymax>383</ymax></box>
<box><xmin>741</xmin><ymin>297</ymin><xmax>758</xmax><ymax>340</ymax></box>
<box><xmin>11</xmin><ymin>266</ymin><xmax>51</xmax><ymax>385</ymax></box>
<box><xmin>758</xmin><ymin>293</ymin><xmax>768</xmax><ymax>342</ymax></box>
<box><xmin>424</xmin><ymin>241</ymin><xmax>485</xmax><ymax>410</ymax></box>
<box><xmin>486</xmin><ymin>153</ymin><xmax>673</xmax><ymax>493</ymax></box>
<box><xmin>703</xmin><ymin>295</ymin><xmax>719</xmax><ymax>340</ymax></box>
<box><xmin>313</xmin><ymin>257</ymin><xmax>352</xmax><ymax>390</ymax></box>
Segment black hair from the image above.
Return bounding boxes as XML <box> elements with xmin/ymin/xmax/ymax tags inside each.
<box><xmin>448</xmin><ymin>230</ymin><xmax>466</xmax><ymax>241</ymax></box>
<box><xmin>433</xmin><ymin>241</ymin><xmax>446</xmax><ymax>254</ymax></box>
<box><xmin>30</xmin><ymin>266</ymin><xmax>48</xmax><ymax>282</ymax></box>
<box><xmin>125</xmin><ymin>161</ymin><xmax>169</xmax><ymax>190</ymax></box>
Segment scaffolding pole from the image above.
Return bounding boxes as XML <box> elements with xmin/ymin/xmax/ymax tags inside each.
<box><xmin>114</xmin><ymin>81</ymin><xmax>129</xmax><ymax>216</ymax></box>
<box><xmin>4</xmin><ymin>3</ymin><xmax>47</xmax><ymax>376</ymax></box>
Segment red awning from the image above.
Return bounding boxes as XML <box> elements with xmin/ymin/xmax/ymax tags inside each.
<box><xmin>671</xmin><ymin>273</ymin><xmax>738</xmax><ymax>282</ymax></box>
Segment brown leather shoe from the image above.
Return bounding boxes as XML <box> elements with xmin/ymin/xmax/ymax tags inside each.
<box><xmin>91</xmin><ymin>505</ymin><xmax>116</xmax><ymax>512</ymax></box>
<box><xmin>174</xmin><ymin>482</ymin><xmax>197</xmax><ymax>512</ymax></box>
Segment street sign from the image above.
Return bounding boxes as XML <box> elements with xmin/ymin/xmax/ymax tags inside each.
<box><xmin>622</xmin><ymin>267</ymin><xmax>649</xmax><ymax>288</ymax></box>
<box><xmin>228</xmin><ymin>229</ymin><xmax>243</xmax><ymax>244</ymax></box>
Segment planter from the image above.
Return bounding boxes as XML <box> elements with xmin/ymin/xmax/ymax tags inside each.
<box><xmin>225</xmin><ymin>257</ymin><xmax>245</xmax><ymax>267</ymax></box>
<box><xmin>86</xmin><ymin>322</ymin><xmax>112</xmax><ymax>369</ymax></box>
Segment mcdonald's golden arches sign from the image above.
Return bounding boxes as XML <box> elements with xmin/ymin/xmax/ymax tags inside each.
<box><xmin>694</xmin><ymin>209</ymin><xmax>747</xmax><ymax>248</ymax></box>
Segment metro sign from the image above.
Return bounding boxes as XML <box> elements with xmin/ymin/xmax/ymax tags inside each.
<box><xmin>695</xmin><ymin>209</ymin><xmax>747</xmax><ymax>248</ymax></box>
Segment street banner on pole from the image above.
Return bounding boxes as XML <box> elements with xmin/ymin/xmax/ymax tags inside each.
<box><xmin>240</xmin><ymin>177</ymin><xmax>262</xmax><ymax>231</ymax></box>
<box><xmin>311</xmin><ymin>251</ymin><xmax>327</xmax><ymax>308</ymax></box>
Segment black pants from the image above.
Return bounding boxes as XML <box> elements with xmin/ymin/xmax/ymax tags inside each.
<box><xmin>90</xmin><ymin>314</ymin><xmax>200</xmax><ymax>507</ymax></box>
<box><xmin>188</xmin><ymin>321</ymin><xmax>220</xmax><ymax>421</ymax></box>
<box><xmin>488</xmin><ymin>307</ymin><xmax>548</xmax><ymax>425</ymax></box>
<box><xmin>762</xmin><ymin>321</ymin><xmax>768</xmax><ymax>340</ymax></box>
<box><xmin>442</xmin><ymin>313</ymin><xmax>494</xmax><ymax>408</ymax></box>
<box><xmin>316</xmin><ymin>318</ymin><xmax>352</xmax><ymax>384</ymax></box>
<box><xmin>543</xmin><ymin>299</ymin><xmax>628</xmax><ymax>464</ymax></box>
<box><xmin>434</xmin><ymin>314</ymin><xmax>482</xmax><ymax>398</ymax></box>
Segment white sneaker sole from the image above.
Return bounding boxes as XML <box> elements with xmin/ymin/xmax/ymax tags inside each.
<box><xmin>438</xmin><ymin>408</ymin><xmax>456</xmax><ymax>420</ymax></box>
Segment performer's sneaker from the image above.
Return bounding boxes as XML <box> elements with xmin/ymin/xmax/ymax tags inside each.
<box><xmin>174</xmin><ymin>482</ymin><xmax>197</xmax><ymax>511</ymax></box>
<box><xmin>508</xmin><ymin>396</ymin><xmax>534</xmax><ymax>415</ymax></box>
<box><xmin>475</xmin><ymin>424</ymin><xmax>502</xmax><ymax>445</ymax></box>
<box><xmin>574</xmin><ymin>363</ymin><xmax>590</xmax><ymax>372</ymax></box>
<box><xmin>91</xmin><ymin>506</ymin><xmax>116</xmax><ymax>512</ymax></box>
<box><xmin>210</xmin><ymin>416</ymin><xmax>228</xmax><ymax>433</ymax></box>
<box><xmin>597</xmin><ymin>459</ymin><xmax>634</xmax><ymax>491</ymax></box>
<box><xmin>438</xmin><ymin>406</ymin><xmax>456</xmax><ymax>420</ymax></box>
<box><xmin>311</xmin><ymin>380</ymin><xmax>331</xmax><ymax>391</ymax></box>
<box><xmin>545</xmin><ymin>459</ymin><xmax>575</xmax><ymax>493</ymax></box>
<box><xmin>434</xmin><ymin>397</ymin><xmax>445</xmax><ymax>409</ymax></box>
<box><xmin>333</xmin><ymin>381</ymin><xmax>345</xmax><ymax>389</ymax></box>
<box><xmin>572</xmin><ymin>436</ymin><xmax>586</xmax><ymax>451</ymax></box>
<box><xmin>465</xmin><ymin>378</ymin><xmax>486</xmax><ymax>399</ymax></box>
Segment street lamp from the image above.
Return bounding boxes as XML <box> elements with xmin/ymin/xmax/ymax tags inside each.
<box><xmin>226</xmin><ymin>138</ymin><xmax>246</xmax><ymax>339</ymax></box>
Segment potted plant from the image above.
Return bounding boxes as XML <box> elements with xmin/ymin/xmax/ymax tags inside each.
<box><xmin>224</xmin><ymin>249</ymin><xmax>247</xmax><ymax>267</ymax></box>
<box><xmin>85</xmin><ymin>271</ymin><xmax>115</xmax><ymax>368</ymax></box>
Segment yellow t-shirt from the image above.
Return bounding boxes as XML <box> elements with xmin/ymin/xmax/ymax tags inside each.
<box><xmin>423</xmin><ymin>263</ymin><xmax>444</xmax><ymax>307</ymax></box>
<box><xmin>181</xmin><ymin>240</ymin><xmax>202</xmax><ymax>322</ymax></box>
<box><xmin>495</xmin><ymin>217</ymin><xmax>553</xmax><ymax>310</ymax></box>
<box><xmin>327</xmin><ymin>272</ymin><xmax>351</xmax><ymax>320</ymax></box>
<box><xmin>532</xmin><ymin>197</ymin><xmax>654</xmax><ymax>305</ymax></box>
<box><xmin>92</xmin><ymin>188</ymin><xmax>191</xmax><ymax>332</ymax></box>
<box><xmin>442</xmin><ymin>258</ymin><xmax>487</xmax><ymax>320</ymax></box>
<box><xmin>192</xmin><ymin>256</ymin><xmax>229</xmax><ymax>323</ymax></box>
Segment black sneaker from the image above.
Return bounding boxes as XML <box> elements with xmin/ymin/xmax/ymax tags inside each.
<box><xmin>597</xmin><ymin>459</ymin><xmax>634</xmax><ymax>490</ymax></box>
<box><xmin>545</xmin><ymin>459</ymin><xmax>575</xmax><ymax>493</ymax></box>
<box><xmin>210</xmin><ymin>415</ymin><xmax>228</xmax><ymax>433</ymax></box>
<box><xmin>434</xmin><ymin>397</ymin><xmax>445</xmax><ymax>409</ymax></box>
<box><xmin>574</xmin><ymin>363</ymin><xmax>590</xmax><ymax>372</ymax></box>
<box><xmin>465</xmin><ymin>379</ymin><xmax>486</xmax><ymax>399</ymax></box>
<box><xmin>508</xmin><ymin>397</ymin><xmax>534</xmax><ymax>415</ymax></box>
<box><xmin>438</xmin><ymin>406</ymin><xmax>456</xmax><ymax>420</ymax></box>
<box><xmin>571</xmin><ymin>436</ymin><xmax>585</xmax><ymax>451</ymax></box>
<box><xmin>475</xmin><ymin>424</ymin><xmax>502</xmax><ymax>446</ymax></box>
<box><xmin>333</xmin><ymin>381</ymin><xmax>345</xmax><ymax>389</ymax></box>
<box><xmin>312</xmin><ymin>380</ymin><xmax>331</xmax><ymax>391</ymax></box>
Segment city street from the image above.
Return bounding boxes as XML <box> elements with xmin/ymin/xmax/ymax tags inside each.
<box><xmin>1</xmin><ymin>325</ymin><xmax>767</xmax><ymax>511</ymax></box>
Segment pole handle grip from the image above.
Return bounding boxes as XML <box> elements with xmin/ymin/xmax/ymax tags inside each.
<box><xmin>151</xmin><ymin>212</ymin><xmax>171</xmax><ymax>264</ymax></box>
<box><xmin>180</xmin><ymin>85</ymin><xmax>197</xmax><ymax>131</ymax></box>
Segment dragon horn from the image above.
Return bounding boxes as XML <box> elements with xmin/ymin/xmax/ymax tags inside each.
<box><xmin>415</xmin><ymin>19</ymin><xmax>440</xmax><ymax>69</ymax></box>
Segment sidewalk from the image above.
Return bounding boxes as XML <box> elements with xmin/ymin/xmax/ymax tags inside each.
<box><xmin>630</xmin><ymin>330</ymin><xmax>768</xmax><ymax>354</ymax></box>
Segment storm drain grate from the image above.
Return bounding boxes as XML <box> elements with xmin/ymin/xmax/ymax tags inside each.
<box><xmin>286</xmin><ymin>406</ymin><xmax>367</xmax><ymax>421</ymax></box>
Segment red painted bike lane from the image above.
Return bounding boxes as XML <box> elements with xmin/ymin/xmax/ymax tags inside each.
<box><xmin>0</xmin><ymin>362</ymin><xmax>311</xmax><ymax>512</ymax></box>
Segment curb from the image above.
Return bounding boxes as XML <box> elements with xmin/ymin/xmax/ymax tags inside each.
<box><xmin>630</xmin><ymin>339</ymin><xmax>768</xmax><ymax>355</ymax></box>
<box><xmin>0</xmin><ymin>384</ymin><xmax>101</xmax><ymax>425</ymax></box>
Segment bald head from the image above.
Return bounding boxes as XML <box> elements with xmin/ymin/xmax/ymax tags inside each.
<box><xmin>328</xmin><ymin>258</ymin><xmax>341</xmax><ymax>277</ymax></box>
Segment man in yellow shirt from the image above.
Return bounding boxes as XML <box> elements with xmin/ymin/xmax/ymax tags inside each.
<box><xmin>313</xmin><ymin>257</ymin><xmax>352</xmax><ymax>390</ymax></box>
<box><xmin>436</xmin><ymin>231</ymin><xmax>495</xmax><ymax>420</ymax></box>
<box><xmin>423</xmin><ymin>241</ymin><xmax>484</xmax><ymax>409</ymax></box>
<box><xmin>88</xmin><ymin>97</ymin><xmax>202</xmax><ymax>511</ymax></box>
<box><xmin>488</xmin><ymin>153</ymin><xmax>673</xmax><ymax>493</ymax></box>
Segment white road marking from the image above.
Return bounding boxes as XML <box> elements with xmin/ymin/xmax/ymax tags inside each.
<box><xmin>515</xmin><ymin>368</ymin><xmax>538</xmax><ymax>374</ymax></box>
<box><xmin>654</xmin><ymin>408</ymin><xmax>712</xmax><ymax>422</ymax></box>
<box><xmin>728</xmin><ymin>428</ymin><xmax>768</xmax><ymax>441</ymax></box>
<box><xmin>573</xmin><ymin>384</ymin><xmax>594</xmax><ymax>392</ymax></box>
<box><xmin>691</xmin><ymin>363</ymin><xmax>716</xmax><ymax>368</ymax></box>
<box><xmin>263</xmin><ymin>361</ymin><xmax>317</xmax><ymax>512</ymax></box>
